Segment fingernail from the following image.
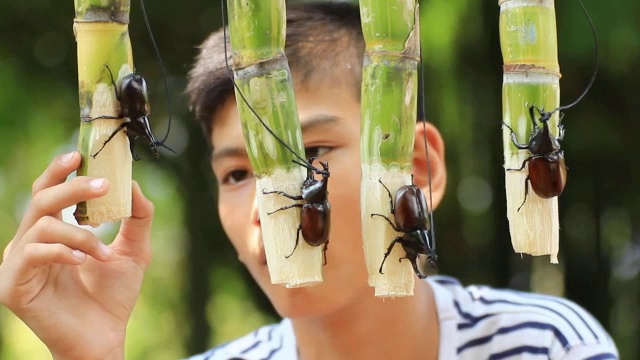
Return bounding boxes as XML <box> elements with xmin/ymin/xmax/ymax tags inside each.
<box><xmin>90</xmin><ymin>178</ymin><xmax>106</xmax><ymax>190</ymax></box>
<box><xmin>99</xmin><ymin>242</ymin><xmax>112</xmax><ymax>257</ymax></box>
<box><xmin>72</xmin><ymin>250</ymin><xmax>87</xmax><ymax>261</ymax></box>
<box><xmin>62</xmin><ymin>151</ymin><xmax>75</xmax><ymax>165</ymax></box>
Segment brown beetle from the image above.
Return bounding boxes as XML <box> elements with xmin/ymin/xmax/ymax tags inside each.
<box><xmin>262</xmin><ymin>158</ymin><xmax>331</xmax><ymax>264</ymax></box>
<box><xmin>371</xmin><ymin>178</ymin><xmax>437</xmax><ymax>279</ymax></box>
<box><xmin>89</xmin><ymin>68</ymin><xmax>175</xmax><ymax>161</ymax></box>
<box><xmin>504</xmin><ymin>105</ymin><xmax>567</xmax><ymax>211</ymax></box>
<box><xmin>503</xmin><ymin>0</ymin><xmax>598</xmax><ymax>211</ymax></box>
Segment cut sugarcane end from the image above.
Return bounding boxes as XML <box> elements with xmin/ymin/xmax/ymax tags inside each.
<box><xmin>504</xmin><ymin>152</ymin><xmax>559</xmax><ymax>264</ymax></box>
<box><xmin>361</xmin><ymin>163</ymin><xmax>416</xmax><ymax>297</ymax></box>
<box><xmin>75</xmin><ymin>82</ymin><xmax>132</xmax><ymax>226</ymax></box>
<box><xmin>257</xmin><ymin>168</ymin><xmax>324</xmax><ymax>288</ymax></box>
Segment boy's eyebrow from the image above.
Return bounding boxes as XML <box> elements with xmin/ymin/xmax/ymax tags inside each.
<box><xmin>211</xmin><ymin>147</ymin><xmax>247</xmax><ymax>164</ymax></box>
<box><xmin>300</xmin><ymin>114</ymin><xmax>341</xmax><ymax>133</ymax></box>
<box><xmin>212</xmin><ymin>114</ymin><xmax>340</xmax><ymax>164</ymax></box>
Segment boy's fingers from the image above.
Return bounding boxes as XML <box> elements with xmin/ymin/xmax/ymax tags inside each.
<box><xmin>3</xmin><ymin>241</ymin><xmax>14</xmax><ymax>260</ymax></box>
<box><xmin>15</xmin><ymin>177</ymin><xmax>109</xmax><ymax>241</ymax></box>
<box><xmin>31</xmin><ymin>152</ymin><xmax>81</xmax><ymax>196</ymax></box>
<box><xmin>22</xmin><ymin>216</ymin><xmax>113</xmax><ymax>262</ymax></box>
<box><xmin>114</xmin><ymin>181</ymin><xmax>153</xmax><ymax>267</ymax></box>
<box><xmin>22</xmin><ymin>242</ymin><xmax>88</xmax><ymax>268</ymax></box>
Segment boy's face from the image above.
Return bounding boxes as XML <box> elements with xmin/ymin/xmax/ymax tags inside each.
<box><xmin>209</xmin><ymin>80</ymin><xmax>445</xmax><ymax>318</ymax></box>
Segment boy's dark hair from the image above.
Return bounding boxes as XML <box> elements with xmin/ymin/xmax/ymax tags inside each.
<box><xmin>187</xmin><ymin>1</ymin><xmax>364</xmax><ymax>142</ymax></box>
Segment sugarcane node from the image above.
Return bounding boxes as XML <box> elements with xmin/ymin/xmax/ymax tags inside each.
<box><xmin>88</xmin><ymin>65</ymin><xmax>175</xmax><ymax>161</ymax></box>
<box><xmin>371</xmin><ymin>177</ymin><xmax>437</xmax><ymax>279</ymax></box>
<box><xmin>262</xmin><ymin>158</ymin><xmax>331</xmax><ymax>265</ymax></box>
<box><xmin>503</xmin><ymin>105</ymin><xmax>567</xmax><ymax>211</ymax></box>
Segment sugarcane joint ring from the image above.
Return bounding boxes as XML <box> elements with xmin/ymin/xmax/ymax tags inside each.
<box><xmin>231</xmin><ymin>52</ymin><xmax>286</xmax><ymax>72</ymax></box>
<box><xmin>503</xmin><ymin>64</ymin><xmax>562</xmax><ymax>78</ymax></box>
<box><xmin>498</xmin><ymin>0</ymin><xmax>553</xmax><ymax>7</ymax></box>
<box><xmin>364</xmin><ymin>50</ymin><xmax>421</xmax><ymax>62</ymax></box>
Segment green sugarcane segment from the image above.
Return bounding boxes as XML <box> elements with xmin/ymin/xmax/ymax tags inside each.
<box><xmin>73</xmin><ymin>1</ymin><xmax>133</xmax><ymax>226</ymax></box>
<box><xmin>502</xmin><ymin>75</ymin><xmax>560</xmax><ymax>148</ymax></box>
<box><xmin>360</xmin><ymin>0</ymin><xmax>417</xmax><ymax>52</ymax></box>
<box><xmin>360</xmin><ymin>58</ymin><xmax>418</xmax><ymax>295</ymax></box>
<box><xmin>499</xmin><ymin>0</ymin><xmax>561</xmax><ymax>263</ymax></box>
<box><xmin>502</xmin><ymin>73</ymin><xmax>561</xmax><ymax>263</ymax></box>
<box><xmin>361</xmin><ymin>55</ymin><xmax>418</xmax><ymax>166</ymax></box>
<box><xmin>226</xmin><ymin>0</ymin><xmax>323</xmax><ymax>286</ymax></box>
<box><xmin>499</xmin><ymin>0</ymin><xmax>558</xmax><ymax>71</ymax></box>
<box><xmin>227</xmin><ymin>0</ymin><xmax>284</xmax><ymax>67</ymax></box>
<box><xmin>360</xmin><ymin>0</ymin><xmax>420</xmax><ymax>296</ymax></box>
<box><xmin>234</xmin><ymin>60</ymin><xmax>304</xmax><ymax>175</ymax></box>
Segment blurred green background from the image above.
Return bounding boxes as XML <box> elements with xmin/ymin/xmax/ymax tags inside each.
<box><xmin>0</xmin><ymin>0</ymin><xmax>638</xmax><ymax>358</ymax></box>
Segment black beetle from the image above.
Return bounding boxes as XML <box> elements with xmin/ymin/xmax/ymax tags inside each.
<box><xmin>503</xmin><ymin>105</ymin><xmax>567</xmax><ymax>211</ymax></box>
<box><xmin>262</xmin><ymin>158</ymin><xmax>331</xmax><ymax>265</ymax></box>
<box><xmin>371</xmin><ymin>178</ymin><xmax>437</xmax><ymax>279</ymax></box>
<box><xmin>88</xmin><ymin>66</ymin><xmax>175</xmax><ymax>161</ymax></box>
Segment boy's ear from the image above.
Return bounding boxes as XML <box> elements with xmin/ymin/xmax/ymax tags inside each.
<box><xmin>412</xmin><ymin>122</ymin><xmax>447</xmax><ymax>210</ymax></box>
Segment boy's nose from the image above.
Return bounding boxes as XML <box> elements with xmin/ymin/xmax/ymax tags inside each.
<box><xmin>250</xmin><ymin>195</ymin><xmax>260</xmax><ymax>226</ymax></box>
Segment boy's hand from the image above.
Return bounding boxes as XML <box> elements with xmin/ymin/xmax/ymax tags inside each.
<box><xmin>0</xmin><ymin>151</ymin><xmax>154</xmax><ymax>360</ymax></box>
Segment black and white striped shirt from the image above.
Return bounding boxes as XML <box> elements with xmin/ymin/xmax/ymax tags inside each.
<box><xmin>188</xmin><ymin>276</ymin><xmax>618</xmax><ymax>360</ymax></box>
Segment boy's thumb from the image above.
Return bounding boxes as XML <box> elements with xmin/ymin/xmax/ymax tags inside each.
<box><xmin>114</xmin><ymin>181</ymin><xmax>154</xmax><ymax>267</ymax></box>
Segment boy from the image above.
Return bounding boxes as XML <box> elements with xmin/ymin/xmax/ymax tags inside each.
<box><xmin>0</xmin><ymin>2</ymin><xmax>618</xmax><ymax>359</ymax></box>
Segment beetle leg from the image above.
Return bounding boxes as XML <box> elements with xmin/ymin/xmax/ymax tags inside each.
<box><xmin>85</xmin><ymin>115</ymin><xmax>121</xmax><ymax>123</ymax></box>
<box><xmin>517</xmin><ymin>175</ymin><xmax>531</xmax><ymax>212</ymax></box>
<box><xmin>91</xmin><ymin>122</ymin><xmax>129</xmax><ymax>159</ymax></box>
<box><xmin>505</xmin><ymin>156</ymin><xmax>532</xmax><ymax>172</ymax></box>
<box><xmin>398</xmin><ymin>240</ymin><xmax>429</xmax><ymax>279</ymax></box>
<box><xmin>262</xmin><ymin>189</ymin><xmax>304</xmax><ymax>201</ymax></box>
<box><xmin>377</xmin><ymin>179</ymin><xmax>395</xmax><ymax>214</ymax></box>
<box><xmin>266</xmin><ymin>203</ymin><xmax>303</xmax><ymax>216</ymax></box>
<box><xmin>557</xmin><ymin>115</ymin><xmax>565</xmax><ymax>141</ymax></box>
<box><xmin>426</xmin><ymin>252</ymin><xmax>438</xmax><ymax>271</ymax></box>
<box><xmin>321</xmin><ymin>241</ymin><xmax>328</xmax><ymax>266</ymax></box>
<box><xmin>502</xmin><ymin>122</ymin><xmax>529</xmax><ymax>150</ymax></box>
<box><xmin>370</xmin><ymin>213</ymin><xmax>400</xmax><ymax>232</ymax></box>
<box><xmin>284</xmin><ymin>225</ymin><xmax>303</xmax><ymax>259</ymax></box>
<box><xmin>378</xmin><ymin>237</ymin><xmax>402</xmax><ymax>275</ymax></box>
<box><xmin>408</xmin><ymin>257</ymin><xmax>427</xmax><ymax>279</ymax></box>
<box><xmin>127</xmin><ymin>133</ymin><xmax>142</xmax><ymax>161</ymax></box>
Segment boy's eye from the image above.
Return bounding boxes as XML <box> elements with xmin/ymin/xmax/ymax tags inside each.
<box><xmin>222</xmin><ymin>169</ymin><xmax>251</xmax><ymax>185</ymax></box>
<box><xmin>304</xmin><ymin>146</ymin><xmax>330</xmax><ymax>159</ymax></box>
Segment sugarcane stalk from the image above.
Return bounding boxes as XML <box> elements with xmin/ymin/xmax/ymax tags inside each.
<box><xmin>499</xmin><ymin>0</ymin><xmax>561</xmax><ymax>263</ymax></box>
<box><xmin>360</xmin><ymin>0</ymin><xmax>421</xmax><ymax>297</ymax></box>
<box><xmin>227</xmin><ymin>0</ymin><xmax>323</xmax><ymax>287</ymax></box>
<box><xmin>73</xmin><ymin>0</ymin><xmax>133</xmax><ymax>226</ymax></box>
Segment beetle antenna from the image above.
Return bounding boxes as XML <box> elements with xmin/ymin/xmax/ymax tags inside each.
<box><xmin>418</xmin><ymin>45</ymin><xmax>436</xmax><ymax>255</ymax></box>
<box><xmin>551</xmin><ymin>0</ymin><xmax>598</xmax><ymax>114</ymax></box>
<box><xmin>221</xmin><ymin>0</ymin><xmax>315</xmax><ymax>170</ymax></box>
<box><xmin>139</xmin><ymin>0</ymin><xmax>172</xmax><ymax>144</ymax></box>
